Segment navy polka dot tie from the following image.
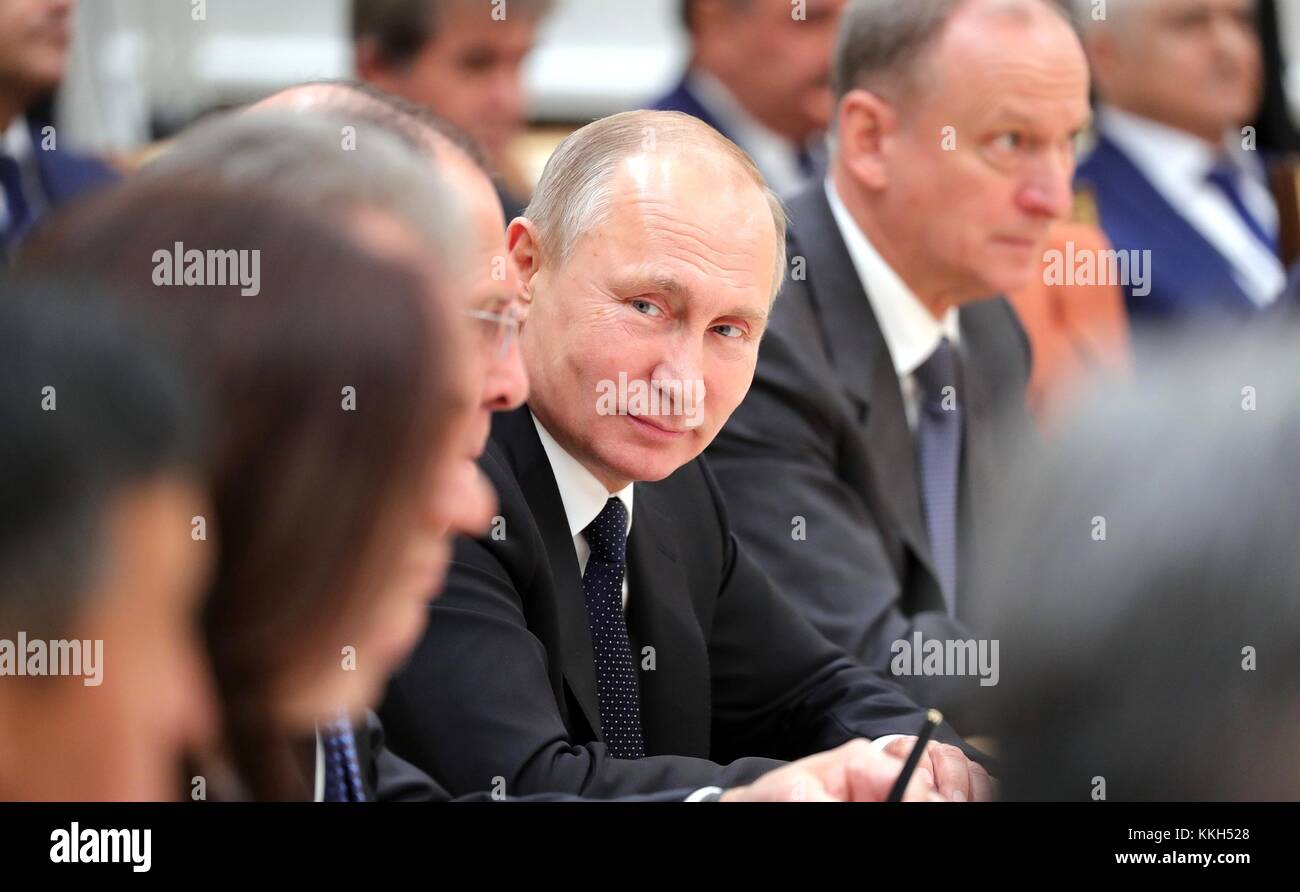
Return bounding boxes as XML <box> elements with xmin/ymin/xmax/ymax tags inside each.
<box><xmin>321</xmin><ymin>712</ymin><xmax>366</xmax><ymax>802</ymax></box>
<box><xmin>581</xmin><ymin>497</ymin><xmax>645</xmax><ymax>759</ymax></box>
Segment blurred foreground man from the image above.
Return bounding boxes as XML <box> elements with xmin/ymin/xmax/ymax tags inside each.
<box><xmin>382</xmin><ymin>108</ymin><xmax>993</xmax><ymax>802</ymax></box>
<box><xmin>708</xmin><ymin>0</ymin><xmax>1089</xmax><ymax>731</ymax></box>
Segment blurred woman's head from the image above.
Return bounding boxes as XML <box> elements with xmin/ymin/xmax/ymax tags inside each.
<box><xmin>22</xmin><ymin>170</ymin><xmax>492</xmax><ymax>798</ymax></box>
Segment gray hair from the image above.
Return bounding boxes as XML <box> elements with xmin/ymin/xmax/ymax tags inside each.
<box><xmin>145</xmin><ymin>110</ymin><xmax>466</xmax><ymax>269</ymax></box>
<box><xmin>523</xmin><ymin>110</ymin><xmax>789</xmax><ymax>302</ymax></box>
<box><xmin>833</xmin><ymin>0</ymin><xmax>1074</xmax><ymax>101</ymax></box>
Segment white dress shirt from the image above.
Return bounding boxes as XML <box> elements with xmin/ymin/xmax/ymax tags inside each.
<box><xmin>532</xmin><ymin>413</ymin><xmax>634</xmax><ymax>608</ymax></box>
<box><xmin>533</xmin><ymin>412</ymin><xmax>907</xmax><ymax>782</ymax></box>
<box><xmin>0</xmin><ymin>118</ymin><xmax>40</xmax><ymax>235</ymax></box>
<box><xmin>824</xmin><ymin>178</ymin><xmax>961</xmax><ymax>431</ymax></box>
<box><xmin>1096</xmin><ymin>105</ymin><xmax>1285</xmax><ymax>307</ymax></box>
<box><xmin>687</xmin><ymin>70</ymin><xmax>814</xmax><ymax>198</ymax></box>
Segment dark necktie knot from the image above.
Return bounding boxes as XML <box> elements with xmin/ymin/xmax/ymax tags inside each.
<box><xmin>583</xmin><ymin>497</ymin><xmax>629</xmax><ymax>564</ymax></box>
<box><xmin>915</xmin><ymin>338</ymin><xmax>960</xmax><ymax>409</ymax></box>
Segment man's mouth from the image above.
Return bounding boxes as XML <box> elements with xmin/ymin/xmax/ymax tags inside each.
<box><xmin>627</xmin><ymin>414</ymin><xmax>686</xmax><ymax>439</ymax></box>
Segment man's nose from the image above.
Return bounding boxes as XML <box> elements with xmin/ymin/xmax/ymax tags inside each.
<box><xmin>482</xmin><ymin>336</ymin><xmax>529</xmax><ymax>411</ymax></box>
<box><xmin>1017</xmin><ymin>149</ymin><xmax>1076</xmax><ymax>221</ymax></box>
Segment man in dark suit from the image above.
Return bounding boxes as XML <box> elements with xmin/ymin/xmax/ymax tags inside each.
<box><xmin>649</xmin><ymin>0</ymin><xmax>846</xmax><ymax>196</ymax></box>
<box><xmin>381</xmin><ymin>108</ymin><xmax>994</xmax><ymax>802</ymax></box>
<box><xmin>1073</xmin><ymin>0</ymin><xmax>1287</xmax><ymax>323</ymax></box>
<box><xmin>0</xmin><ymin>0</ymin><xmax>117</xmax><ymax>260</ymax></box>
<box><xmin>239</xmin><ymin>84</ymin><xmax>939</xmax><ymax>805</ymax></box>
<box><xmin>705</xmin><ymin>0</ymin><xmax>1090</xmax><ymax>732</ymax></box>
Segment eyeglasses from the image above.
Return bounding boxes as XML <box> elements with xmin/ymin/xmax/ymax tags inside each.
<box><xmin>464</xmin><ymin>304</ymin><xmax>521</xmax><ymax>361</ymax></box>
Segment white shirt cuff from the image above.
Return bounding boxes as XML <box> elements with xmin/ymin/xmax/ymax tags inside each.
<box><xmin>684</xmin><ymin>786</ymin><xmax>726</xmax><ymax>802</ymax></box>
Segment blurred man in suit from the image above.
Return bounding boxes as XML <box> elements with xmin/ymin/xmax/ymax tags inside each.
<box><xmin>352</xmin><ymin>0</ymin><xmax>554</xmax><ymax>219</ymax></box>
<box><xmin>0</xmin><ymin>0</ymin><xmax>117</xmax><ymax>260</ymax></box>
<box><xmin>1074</xmin><ymin>0</ymin><xmax>1287</xmax><ymax>322</ymax></box>
<box><xmin>974</xmin><ymin>327</ymin><xmax>1300</xmax><ymax>799</ymax></box>
<box><xmin>382</xmin><ymin>108</ymin><xmax>994</xmax><ymax>802</ymax></box>
<box><xmin>706</xmin><ymin>0</ymin><xmax>1089</xmax><ymax>731</ymax></box>
<box><xmin>0</xmin><ymin>280</ymin><xmax>214</xmax><ymax>800</ymax></box>
<box><xmin>651</xmin><ymin>0</ymin><xmax>846</xmax><ymax>196</ymax></box>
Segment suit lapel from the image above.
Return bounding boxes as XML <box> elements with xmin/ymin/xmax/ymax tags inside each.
<box><xmin>787</xmin><ymin>186</ymin><xmax>942</xmax><ymax>593</ymax></box>
<box><xmin>624</xmin><ymin>485</ymin><xmax>712</xmax><ymax>757</ymax></box>
<box><xmin>494</xmin><ymin>408</ymin><xmax>604</xmax><ymax>740</ymax></box>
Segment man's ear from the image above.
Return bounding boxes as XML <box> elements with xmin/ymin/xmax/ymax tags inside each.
<box><xmin>837</xmin><ymin>89</ymin><xmax>897</xmax><ymax>191</ymax></box>
<box><xmin>507</xmin><ymin>217</ymin><xmax>543</xmax><ymax>309</ymax></box>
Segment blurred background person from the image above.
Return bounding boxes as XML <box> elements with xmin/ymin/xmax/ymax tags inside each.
<box><xmin>0</xmin><ymin>0</ymin><xmax>117</xmax><ymax>260</ymax></box>
<box><xmin>1074</xmin><ymin>0</ymin><xmax>1289</xmax><ymax>325</ymax></box>
<box><xmin>974</xmin><ymin>325</ymin><xmax>1300</xmax><ymax>799</ymax></box>
<box><xmin>352</xmin><ymin>0</ymin><xmax>555</xmax><ymax>219</ymax></box>
<box><xmin>650</xmin><ymin>0</ymin><xmax>846</xmax><ymax>196</ymax></box>
<box><xmin>22</xmin><ymin>120</ymin><xmax>494</xmax><ymax>798</ymax></box>
<box><xmin>0</xmin><ymin>277</ymin><xmax>213</xmax><ymax>800</ymax></box>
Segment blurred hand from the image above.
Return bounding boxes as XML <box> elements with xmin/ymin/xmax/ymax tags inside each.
<box><xmin>878</xmin><ymin>737</ymin><xmax>997</xmax><ymax>802</ymax></box>
<box><xmin>719</xmin><ymin>739</ymin><xmax>944</xmax><ymax>802</ymax></box>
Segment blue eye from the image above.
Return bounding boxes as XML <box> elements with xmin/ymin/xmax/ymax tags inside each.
<box><xmin>632</xmin><ymin>299</ymin><xmax>662</xmax><ymax>317</ymax></box>
<box><xmin>994</xmin><ymin>132</ymin><xmax>1024</xmax><ymax>151</ymax></box>
<box><xmin>712</xmin><ymin>324</ymin><xmax>743</xmax><ymax>339</ymax></box>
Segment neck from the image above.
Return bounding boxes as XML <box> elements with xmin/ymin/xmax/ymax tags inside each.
<box><xmin>530</xmin><ymin>403</ymin><xmax>632</xmax><ymax>494</ymax></box>
<box><xmin>692</xmin><ymin>58</ymin><xmax>806</xmax><ymax>145</ymax></box>
<box><xmin>1109</xmin><ymin>101</ymin><xmax>1227</xmax><ymax>150</ymax></box>
<box><xmin>830</xmin><ymin>166</ymin><xmax>962</xmax><ymax>320</ymax></box>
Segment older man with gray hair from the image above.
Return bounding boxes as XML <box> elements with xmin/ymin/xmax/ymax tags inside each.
<box><xmin>707</xmin><ymin>0</ymin><xmax>1091</xmax><ymax>734</ymax></box>
<box><xmin>381</xmin><ymin>108</ymin><xmax>994</xmax><ymax>802</ymax></box>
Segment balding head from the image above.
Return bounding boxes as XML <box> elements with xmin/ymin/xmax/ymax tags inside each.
<box><xmin>249</xmin><ymin>79</ymin><xmax>529</xmax><ymax>455</ymax></box>
<box><xmin>1073</xmin><ymin>0</ymin><xmax>1261</xmax><ymax>144</ymax></box>
<box><xmin>525</xmin><ymin>110</ymin><xmax>788</xmax><ymax>302</ymax></box>
<box><xmin>830</xmin><ymin>0</ymin><xmax>1089</xmax><ymax>310</ymax></box>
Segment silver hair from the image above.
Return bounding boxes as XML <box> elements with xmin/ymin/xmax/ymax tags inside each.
<box><xmin>833</xmin><ymin>0</ymin><xmax>1074</xmax><ymax>100</ymax></box>
<box><xmin>144</xmin><ymin>110</ymin><xmax>466</xmax><ymax>270</ymax></box>
<box><xmin>523</xmin><ymin>110</ymin><xmax>789</xmax><ymax>302</ymax></box>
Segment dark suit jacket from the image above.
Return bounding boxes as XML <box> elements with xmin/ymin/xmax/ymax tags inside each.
<box><xmin>705</xmin><ymin>183</ymin><xmax>1035</xmax><ymax>733</ymax></box>
<box><xmin>316</xmin><ymin>712</ymin><xmax>698</xmax><ymax>802</ymax></box>
<box><xmin>380</xmin><ymin>406</ymin><xmax>963</xmax><ymax>798</ymax></box>
<box><xmin>3</xmin><ymin>119</ymin><xmax>118</xmax><ymax>258</ymax></box>
<box><xmin>1075</xmin><ymin>134</ymin><xmax>1273</xmax><ymax>322</ymax></box>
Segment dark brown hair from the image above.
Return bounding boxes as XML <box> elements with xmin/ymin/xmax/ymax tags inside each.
<box><xmin>21</xmin><ymin>178</ymin><xmax>465</xmax><ymax>799</ymax></box>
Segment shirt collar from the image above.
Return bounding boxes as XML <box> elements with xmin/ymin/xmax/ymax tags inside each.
<box><xmin>824</xmin><ymin>177</ymin><xmax>960</xmax><ymax>378</ymax></box>
<box><xmin>2</xmin><ymin>118</ymin><xmax>32</xmax><ymax>161</ymax></box>
<box><xmin>687</xmin><ymin>69</ymin><xmax>807</xmax><ymax>195</ymax></box>
<box><xmin>1097</xmin><ymin>104</ymin><xmax>1261</xmax><ymax>186</ymax></box>
<box><xmin>531</xmin><ymin>411</ymin><xmax>634</xmax><ymax>541</ymax></box>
